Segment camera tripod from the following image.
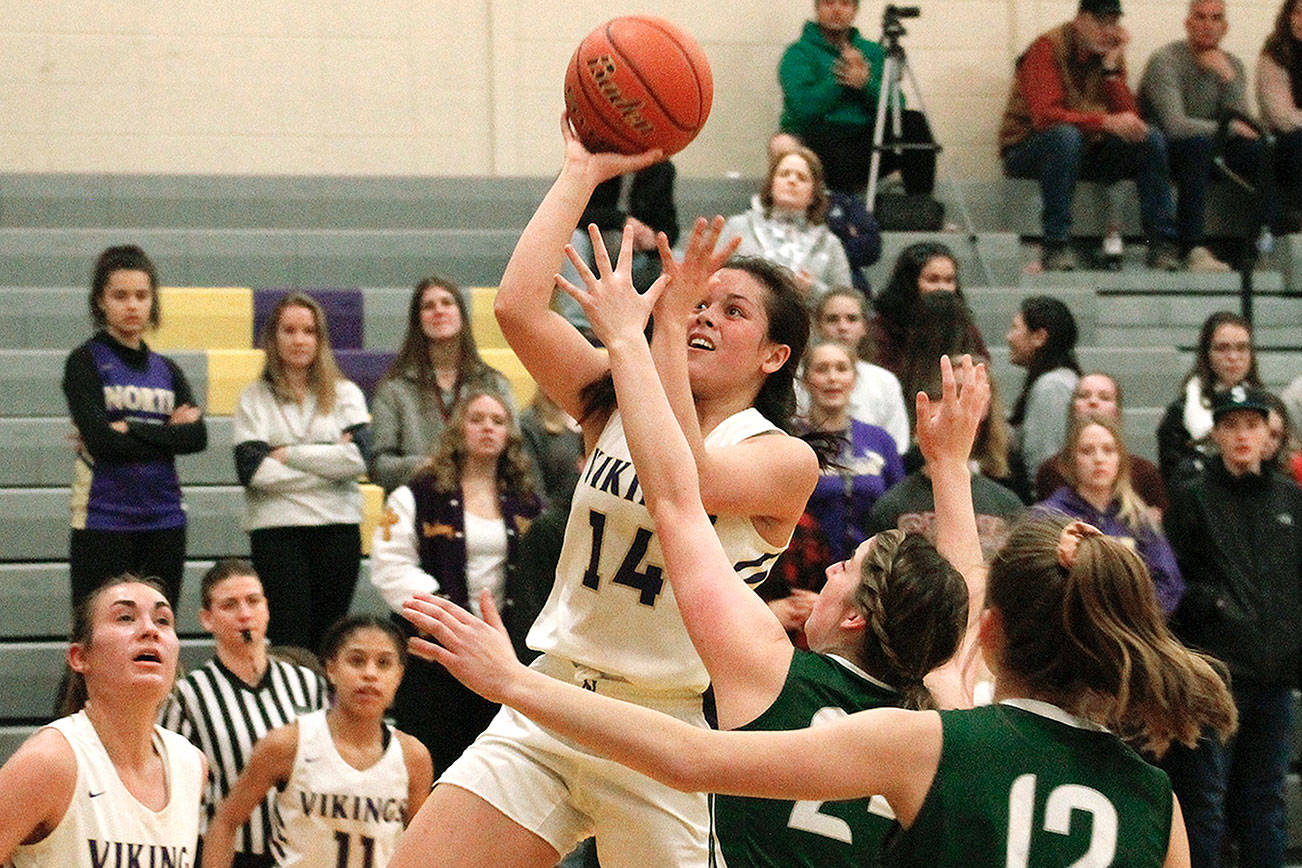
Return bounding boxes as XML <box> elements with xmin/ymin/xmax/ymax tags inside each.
<box><xmin>865</xmin><ymin>5</ymin><xmax>994</xmax><ymax>284</ymax></box>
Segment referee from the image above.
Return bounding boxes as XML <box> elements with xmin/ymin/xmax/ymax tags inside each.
<box><xmin>160</xmin><ymin>559</ymin><xmax>326</xmax><ymax>868</ymax></box>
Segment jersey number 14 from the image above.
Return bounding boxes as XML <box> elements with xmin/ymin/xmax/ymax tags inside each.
<box><xmin>581</xmin><ymin>510</ymin><xmax>665</xmax><ymax>606</ymax></box>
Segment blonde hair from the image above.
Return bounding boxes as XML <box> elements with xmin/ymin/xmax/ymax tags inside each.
<box><xmin>850</xmin><ymin>530</ymin><xmax>968</xmax><ymax>711</ymax></box>
<box><xmin>988</xmin><ymin>514</ymin><xmax>1236</xmax><ymax>755</ymax></box>
<box><xmin>416</xmin><ymin>388</ymin><xmax>537</xmax><ymax>500</ymax></box>
<box><xmin>259</xmin><ymin>293</ymin><xmax>345</xmax><ymax>413</ymax></box>
<box><xmin>1060</xmin><ymin>414</ymin><xmax>1155</xmax><ymax>534</ymax></box>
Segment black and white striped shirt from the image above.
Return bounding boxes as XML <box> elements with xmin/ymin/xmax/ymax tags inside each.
<box><xmin>160</xmin><ymin>655</ymin><xmax>327</xmax><ymax>855</ymax></box>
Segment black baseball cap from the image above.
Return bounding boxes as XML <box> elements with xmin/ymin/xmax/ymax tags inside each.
<box><xmin>1079</xmin><ymin>0</ymin><xmax>1123</xmax><ymax>15</ymax></box>
<box><xmin>1210</xmin><ymin>385</ymin><xmax>1271</xmax><ymax>422</ymax></box>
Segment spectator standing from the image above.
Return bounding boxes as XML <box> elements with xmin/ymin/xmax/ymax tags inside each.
<box><xmin>800</xmin><ymin>341</ymin><xmax>905</xmax><ymax>562</ymax></box>
<box><xmin>369</xmin><ymin>389</ymin><xmax>542</xmax><ymax>773</ymax></box>
<box><xmin>1157</xmin><ymin>311</ymin><xmax>1261</xmax><ymax>483</ymax></box>
<box><xmin>160</xmin><ymin>560</ymin><xmax>327</xmax><ymax>868</ymax></box>
<box><xmin>1006</xmin><ymin>296</ymin><xmax>1081</xmax><ymax>501</ymax></box>
<box><xmin>1000</xmin><ymin>0</ymin><xmax>1182</xmax><ymax>271</ymax></box>
<box><xmin>1034</xmin><ymin>414</ymin><xmax>1184</xmax><ymax>615</ymax></box>
<box><xmin>866</xmin><ymin>242</ymin><xmax>988</xmax><ymax>377</ymax></box>
<box><xmin>804</xmin><ymin>287</ymin><xmax>910</xmax><ymax>451</ymax></box>
<box><xmin>233</xmin><ymin>293</ymin><xmax>370</xmax><ymax>649</ymax></box>
<box><xmin>370</xmin><ymin>276</ymin><xmax>513</xmax><ymax>493</ymax></box>
<box><xmin>1163</xmin><ymin>385</ymin><xmax>1302</xmax><ymax>868</ymax></box>
<box><xmin>1035</xmin><ymin>371</ymin><xmax>1168</xmax><ymax>511</ymax></box>
<box><xmin>62</xmin><ymin>245</ymin><xmax>207</xmax><ymax>608</ymax></box>
<box><xmin>1257</xmin><ymin>0</ymin><xmax>1302</xmax><ymax>227</ymax></box>
<box><xmin>718</xmin><ymin>146</ymin><xmax>852</xmax><ymax>299</ymax></box>
<box><xmin>778</xmin><ymin>0</ymin><xmax>936</xmax><ymax>196</ymax></box>
<box><xmin>1140</xmin><ymin>0</ymin><xmax>1268</xmax><ymax>271</ymax></box>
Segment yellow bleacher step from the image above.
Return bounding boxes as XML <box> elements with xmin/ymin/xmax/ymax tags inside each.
<box><xmin>469</xmin><ymin>286</ymin><xmax>507</xmax><ymax>351</ymax></box>
<box><xmin>150</xmin><ymin>287</ymin><xmax>254</xmax><ymax>351</ymax></box>
<box><xmin>206</xmin><ymin>349</ymin><xmax>265</xmax><ymax>415</ymax></box>
<box><xmin>479</xmin><ymin>347</ymin><xmax>537</xmax><ymax>408</ymax></box>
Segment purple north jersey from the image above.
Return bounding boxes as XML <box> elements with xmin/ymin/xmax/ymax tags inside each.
<box><xmin>71</xmin><ymin>338</ymin><xmax>187</xmax><ymax>531</ymax></box>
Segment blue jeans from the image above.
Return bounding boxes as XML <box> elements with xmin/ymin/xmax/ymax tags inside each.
<box><xmin>1168</xmin><ymin>133</ymin><xmax>1273</xmax><ymax>246</ymax></box>
<box><xmin>1161</xmin><ymin>676</ymin><xmax>1295</xmax><ymax>868</ymax></box>
<box><xmin>1003</xmin><ymin>123</ymin><xmax>1178</xmax><ymax>244</ymax></box>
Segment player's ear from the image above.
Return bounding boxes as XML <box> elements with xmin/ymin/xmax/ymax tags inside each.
<box><xmin>761</xmin><ymin>343</ymin><xmax>791</xmax><ymax>375</ymax></box>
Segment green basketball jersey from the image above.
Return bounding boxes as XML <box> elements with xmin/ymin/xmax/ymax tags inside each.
<box><xmin>711</xmin><ymin>650</ymin><xmax>900</xmax><ymax>867</ymax></box>
<box><xmin>888</xmin><ymin>700</ymin><xmax>1172</xmax><ymax>867</ymax></box>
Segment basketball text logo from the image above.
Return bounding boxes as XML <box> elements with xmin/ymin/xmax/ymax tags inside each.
<box><xmin>585</xmin><ymin>56</ymin><xmax>655</xmax><ymax>135</ymax></box>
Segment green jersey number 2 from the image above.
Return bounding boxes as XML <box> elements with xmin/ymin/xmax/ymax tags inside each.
<box><xmin>787</xmin><ymin>707</ymin><xmax>895</xmax><ymax>843</ymax></box>
<box><xmin>1007</xmin><ymin>774</ymin><xmax>1118</xmax><ymax>867</ymax></box>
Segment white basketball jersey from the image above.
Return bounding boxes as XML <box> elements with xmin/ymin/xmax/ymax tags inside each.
<box><xmin>13</xmin><ymin>711</ymin><xmax>203</xmax><ymax>868</ymax></box>
<box><xmin>528</xmin><ymin>407</ymin><xmax>788</xmax><ymax>692</ymax></box>
<box><xmin>270</xmin><ymin>709</ymin><xmax>409</xmax><ymax>868</ymax></box>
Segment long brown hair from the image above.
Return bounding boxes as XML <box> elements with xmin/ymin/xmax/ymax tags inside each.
<box><xmin>59</xmin><ymin>574</ymin><xmax>174</xmax><ymax>716</ymax></box>
<box><xmin>414</xmin><ymin>388</ymin><xmax>537</xmax><ymax>500</ymax></box>
<box><xmin>851</xmin><ymin>531</ymin><xmax>969</xmax><ymax>710</ymax></box>
<box><xmin>1264</xmin><ymin>0</ymin><xmax>1302</xmax><ymax>80</ymax></box>
<box><xmin>259</xmin><ymin>293</ymin><xmax>345</xmax><ymax>413</ymax></box>
<box><xmin>987</xmin><ymin>515</ymin><xmax>1236</xmax><ymax>755</ymax></box>
<box><xmin>1059</xmin><ymin>414</ymin><xmax>1154</xmax><ymax>534</ymax></box>
<box><xmin>1186</xmin><ymin>311</ymin><xmax>1261</xmax><ymax>394</ymax></box>
<box><xmin>382</xmin><ymin>276</ymin><xmax>497</xmax><ymax>403</ymax></box>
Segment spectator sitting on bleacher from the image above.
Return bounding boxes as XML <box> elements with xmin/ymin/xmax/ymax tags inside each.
<box><xmin>161</xmin><ymin>559</ymin><xmax>327</xmax><ymax>868</ymax></box>
<box><xmin>518</xmin><ymin>390</ymin><xmax>583</xmax><ymax>508</ymax></box>
<box><xmin>233</xmin><ymin>292</ymin><xmax>370</xmax><ymax>650</ymax></box>
<box><xmin>1006</xmin><ymin>296</ymin><xmax>1081</xmax><ymax>502</ymax></box>
<box><xmin>370</xmin><ymin>275</ymin><xmax>514</xmax><ymax>493</ymax></box>
<box><xmin>1034</xmin><ymin>371</ymin><xmax>1168</xmax><ymax>513</ymax></box>
<box><xmin>369</xmin><ymin>388</ymin><xmax>541</xmax><ymax>774</ymax></box>
<box><xmin>1263</xmin><ymin>390</ymin><xmax>1302</xmax><ymax>483</ymax></box>
<box><xmin>1000</xmin><ymin>0</ymin><xmax>1183</xmax><ymax>272</ymax></box>
<box><xmin>1162</xmin><ymin>384</ymin><xmax>1302</xmax><ymax>868</ymax></box>
<box><xmin>1140</xmin><ymin>0</ymin><xmax>1269</xmax><ymax>272</ymax></box>
<box><xmin>717</xmin><ymin>145</ymin><xmax>852</xmax><ymax>300</ymax></box>
<box><xmin>62</xmin><ymin>245</ymin><xmax>207</xmax><ymax>610</ymax></box>
<box><xmin>556</xmin><ymin>161</ymin><xmax>678</xmax><ymax>340</ymax></box>
<box><xmin>1156</xmin><ymin>310</ymin><xmax>1261</xmax><ymax>483</ymax></box>
<box><xmin>777</xmin><ymin>0</ymin><xmax>936</xmax><ymax>197</ymax></box>
<box><xmin>866</xmin><ymin>241</ymin><xmax>988</xmax><ymax>378</ymax></box>
<box><xmin>769</xmin><ymin>131</ymin><xmax>882</xmax><ymax>294</ymax></box>
<box><xmin>1257</xmin><ymin>0</ymin><xmax>1302</xmax><ymax>229</ymax></box>
<box><xmin>802</xmin><ymin>287</ymin><xmax>909</xmax><ymax>452</ymax></box>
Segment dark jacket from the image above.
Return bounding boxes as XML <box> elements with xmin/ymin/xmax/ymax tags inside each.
<box><xmin>1165</xmin><ymin>460</ymin><xmax>1302</xmax><ymax>684</ymax></box>
<box><xmin>407</xmin><ymin>474</ymin><xmax>542</xmax><ymax>646</ymax></box>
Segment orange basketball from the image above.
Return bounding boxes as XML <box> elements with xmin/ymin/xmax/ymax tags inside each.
<box><xmin>564</xmin><ymin>16</ymin><xmax>713</xmax><ymax>157</ymax></box>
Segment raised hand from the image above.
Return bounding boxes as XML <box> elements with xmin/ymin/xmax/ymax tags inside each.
<box><xmin>654</xmin><ymin>215</ymin><xmax>741</xmax><ymax>323</ymax></box>
<box><xmin>401</xmin><ymin>591</ymin><xmax>525</xmax><ymax>706</ymax></box>
<box><xmin>560</xmin><ymin>113</ymin><xmax>665</xmax><ymax>187</ymax></box>
<box><xmin>914</xmin><ymin>355</ymin><xmax>990</xmax><ymax>468</ymax></box>
<box><xmin>555</xmin><ymin>222</ymin><xmax>668</xmax><ymax>348</ymax></box>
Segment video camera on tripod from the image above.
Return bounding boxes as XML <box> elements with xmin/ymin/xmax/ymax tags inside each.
<box><xmin>881</xmin><ymin>5</ymin><xmax>920</xmax><ymax>45</ymax></box>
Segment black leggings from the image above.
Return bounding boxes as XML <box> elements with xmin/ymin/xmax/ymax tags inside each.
<box><xmin>249</xmin><ymin>524</ymin><xmax>361</xmax><ymax>652</ymax></box>
<box><xmin>69</xmin><ymin>525</ymin><xmax>186</xmax><ymax>611</ymax></box>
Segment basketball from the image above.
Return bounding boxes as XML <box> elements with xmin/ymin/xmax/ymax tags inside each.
<box><xmin>564</xmin><ymin>16</ymin><xmax>713</xmax><ymax>157</ymax></box>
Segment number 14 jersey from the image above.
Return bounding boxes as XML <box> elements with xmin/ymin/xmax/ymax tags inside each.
<box><xmin>891</xmin><ymin>699</ymin><xmax>1172</xmax><ymax>867</ymax></box>
<box><xmin>527</xmin><ymin>408</ymin><xmax>787</xmax><ymax>693</ymax></box>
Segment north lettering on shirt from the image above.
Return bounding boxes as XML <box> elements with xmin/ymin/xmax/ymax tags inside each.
<box><xmin>102</xmin><ymin>384</ymin><xmax>176</xmax><ymax>416</ymax></box>
<box><xmin>87</xmin><ymin>839</ymin><xmax>191</xmax><ymax>868</ymax></box>
<box><xmin>297</xmin><ymin>790</ymin><xmax>406</xmax><ymax>824</ymax></box>
<box><xmin>580</xmin><ymin>446</ymin><xmax>645</xmax><ymax>505</ymax></box>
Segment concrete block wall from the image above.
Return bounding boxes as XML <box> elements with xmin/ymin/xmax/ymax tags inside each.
<box><xmin>0</xmin><ymin>1</ymin><xmax>1290</xmax><ymax>182</ymax></box>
